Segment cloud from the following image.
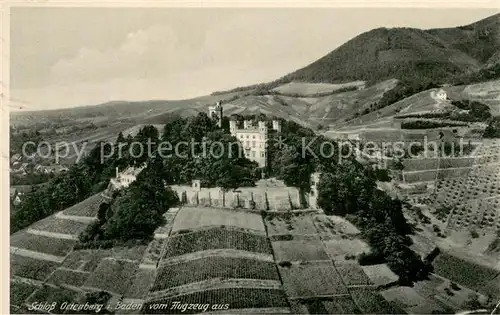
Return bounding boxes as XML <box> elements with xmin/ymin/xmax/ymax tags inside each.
<box><xmin>24</xmin><ymin>11</ymin><xmax>353</xmax><ymax>109</ymax></box>
<box><xmin>49</xmin><ymin>25</ymin><xmax>199</xmax><ymax>84</ymax></box>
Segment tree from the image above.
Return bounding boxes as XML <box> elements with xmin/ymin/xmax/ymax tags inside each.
<box><xmin>116</xmin><ymin>131</ymin><xmax>125</xmax><ymax>144</ymax></box>
<box><xmin>484</xmin><ymin>117</ymin><xmax>500</xmax><ymax>138</ymax></box>
<box><xmin>102</xmin><ymin>159</ymin><xmax>178</xmax><ymax>241</ymax></box>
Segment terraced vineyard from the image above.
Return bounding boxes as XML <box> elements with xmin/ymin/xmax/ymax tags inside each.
<box><xmin>83</xmin><ymin>258</ymin><xmax>139</xmax><ymax>295</ymax></box>
<box><xmin>61</xmin><ymin>193</ymin><xmax>106</xmax><ymax>217</ymax></box>
<box><xmin>151</xmin><ymin>257</ymin><xmax>279</xmax><ymax>292</ymax></box>
<box><xmin>11</xmin><ymin>231</ymin><xmax>76</xmax><ymax>257</ymax></box>
<box><xmin>350</xmin><ymin>287</ymin><xmax>404</xmax><ymax>314</ymax></box>
<box><xmin>427</xmin><ymin>141</ymin><xmax>500</xmax><ymax>232</ymax></box>
<box><xmin>10</xmin><ymin>254</ymin><xmax>60</xmax><ymax>281</ymax></box>
<box><xmin>29</xmin><ymin>216</ymin><xmax>89</xmax><ymax>236</ymax></box>
<box><xmin>144</xmin><ymin>288</ymin><xmax>289</xmax><ymax>314</ymax></box>
<box><xmin>279</xmin><ymin>262</ymin><xmax>348</xmax><ymax>297</ymax></box>
<box><xmin>10</xmin><ymin>280</ymin><xmax>41</xmax><ymax>308</ymax></box>
<box><xmin>46</xmin><ymin>268</ymin><xmax>90</xmax><ymax>287</ymax></box>
<box><xmin>162</xmin><ymin>227</ymin><xmax>272</xmax><ymax>259</ymax></box>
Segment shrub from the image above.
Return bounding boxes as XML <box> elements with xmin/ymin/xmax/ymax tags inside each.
<box><xmin>450</xmin><ymin>282</ymin><xmax>461</xmax><ymax>291</ymax></box>
<box><xmin>358</xmin><ymin>252</ymin><xmax>385</xmax><ymax>266</ymax></box>
<box><xmin>470</xmin><ymin>230</ymin><xmax>479</xmax><ymax>239</ymax></box>
<box><xmin>483</xmin><ymin>117</ymin><xmax>500</xmax><ymax>138</ymax></box>
<box><xmin>278</xmin><ymin>261</ymin><xmax>292</xmax><ymax>268</ymax></box>
<box><xmin>432</xmin><ymin>224</ymin><xmax>441</xmax><ymax>233</ymax></box>
<box><xmin>401</xmin><ymin>120</ymin><xmax>467</xmax><ymax>129</ymax></box>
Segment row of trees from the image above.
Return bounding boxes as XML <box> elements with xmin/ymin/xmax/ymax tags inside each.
<box><xmin>316</xmin><ymin>160</ymin><xmax>430</xmax><ymax>283</ymax></box>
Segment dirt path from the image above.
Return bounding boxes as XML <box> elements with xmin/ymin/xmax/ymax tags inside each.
<box><xmin>26</xmin><ymin>228</ymin><xmax>78</xmax><ymax>240</ymax></box>
<box><xmin>11</xmin><ymin>246</ymin><xmax>65</xmax><ymax>263</ymax></box>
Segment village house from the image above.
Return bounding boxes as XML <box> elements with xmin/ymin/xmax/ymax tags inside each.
<box><xmin>10</xmin><ymin>185</ymin><xmax>34</xmax><ymax>206</ymax></box>
<box><xmin>435</xmin><ymin>89</ymin><xmax>447</xmax><ymax>101</ymax></box>
<box><xmin>10</xmin><ymin>188</ymin><xmax>22</xmax><ymax>205</ymax></box>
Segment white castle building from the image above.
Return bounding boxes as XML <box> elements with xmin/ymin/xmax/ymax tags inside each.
<box><xmin>209</xmin><ymin>101</ymin><xmax>281</xmax><ymax>168</ymax></box>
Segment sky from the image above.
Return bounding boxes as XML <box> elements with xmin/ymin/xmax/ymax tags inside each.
<box><xmin>10</xmin><ymin>7</ymin><xmax>500</xmax><ymax>110</ymax></box>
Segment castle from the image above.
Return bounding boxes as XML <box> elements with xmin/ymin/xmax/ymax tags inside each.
<box><xmin>209</xmin><ymin>101</ymin><xmax>281</xmax><ymax>168</ymax></box>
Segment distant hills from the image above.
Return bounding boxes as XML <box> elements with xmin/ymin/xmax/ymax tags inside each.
<box><xmin>283</xmin><ymin>13</ymin><xmax>500</xmax><ymax>86</ymax></box>
<box><xmin>11</xmin><ymin>13</ymin><xmax>500</xmax><ymax>130</ymax></box>
<box><xmin>215</xmin><ymin>13</ymin><xmax>500</xmax><ymax>94</ymax></box>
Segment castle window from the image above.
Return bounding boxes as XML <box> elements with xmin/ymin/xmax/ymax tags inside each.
<box><xmin>253</xmin><ymin>135</ymin><xmax>256</xmax><ymax>139</ymax></box>
<box><xmin>252</xmin><ymin>151</ymin><xmax>256</xmax><ymax>158</ymax></box>
<box><xmin>261</xmin><ymin>152</ymin><xmax>264</xmax><ymax>157</ymax></box>
<box><xmin>252</xmin><ymin>141</ymin><xmax>256</xmax><ymax>148</ymax></box>
<box><xmin>246</xmin><ymin>141</ymin><xmax>250</xmax><ymax>147</ymax></box>
<box><xmin>246</xmin><ymin>135</ymin><xmax>249</xmax><ymax>139</ymax></box>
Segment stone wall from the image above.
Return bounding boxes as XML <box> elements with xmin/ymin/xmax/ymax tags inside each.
<box><xmin>169</xmin><ymin>185</ymin><xmax>309</xmax><ymax>211</ymax></box>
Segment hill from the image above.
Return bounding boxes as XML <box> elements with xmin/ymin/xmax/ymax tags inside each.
<box><xmin>278</xmin><ymin>13</ymin><xmax>500</xmax><ymax>87</ymax></box>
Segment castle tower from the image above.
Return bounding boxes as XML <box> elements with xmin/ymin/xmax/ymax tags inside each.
<box><xmin>243</xmin><ymin>120</ymin><xmax>252</xmax><ymax>129</ymax></box>
<box><xmin>258</xmin><ymin>121</ymin><xmax>268</xmax><ymax>137</ymax></box>
<box><xmin>272</xmin><ymin>120</ymin><xmax>281</xmax><ymax>133</ymax></box>
<box><xmin>208</xmin><ymin>101</ymin><xmax>223</xmax><ymax>128</ymax></box>
<box><xmin>258</xmin><ymin>121</ymin><xmax>268</xmax><ymax>167</ymax></box>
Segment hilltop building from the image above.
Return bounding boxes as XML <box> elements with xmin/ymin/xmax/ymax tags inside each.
<box><xmin>435</xmin><ymin>89</ymin><xmax>447</xmax><ymax>100</ymax></box>
<box><xmin>208</xmin><ymin>101</ymin><xmax>282</xmax><ymax>168</ymax></box>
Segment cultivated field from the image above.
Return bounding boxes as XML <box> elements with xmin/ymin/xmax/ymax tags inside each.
<box><xmin>278</xmin><ymin>262</ymin><xmax>348</xmax><ymax>297</ymax></box>
<box><xmin>151</xmin><ymin>257</ymin><xmax>279</xmax><ymax>292</ymax></box>
<box><xmin>350</xmin><ymin>287</ymin><xmax>403</xmax><ymax>314</ymax></box>
<box><xmin>335</xmin><ymin>263</ymin><xmax>373</xmax><ymax>286</ymax></box>
<box><xmin>265</xmin><ymin>214</ymin><xmax>318</xmax><ymax>236</ymax></box>
<box><xmin>313</xmin><ymin>215</ymin><xmax>361</xmax><ymax>240</ymax></box>
<box><xmin>272</xmin><ymin>240</ymin><xmax>330</xmax><ymax>262</ymax></box>
<box><xmin>323</xmin><ymin>238</ymin><xmax>371</xmax><ymax>262</ymax></box>
<box><xmin>409</xmin><ymin>274</ymin><xmax>486</xmax><ymax>313</ymax></box>
<box><xmin>171</xmin><ymin>207</ymin><xmax>265</xmax><ymax>234</ymax></box>
<box><xmin>83</xmin><ymin>258</ymin><xmax>139</xmax><ymax>295</ymax></box>
<box><xmin>162</xmin><ymin>227</ymin><xmax>272</xmax><ymax>259</ymax></box>
<box><xmin>46</xmin><ymin>268</ymin><xmax>90</xmax><ymax>287</ymax></box>
<box><xmin>289</xmin><ymin>296</ymin><xmax>362</xmax><ymax>314</ymax></box>
<box><xmin>26</xmin><ymin>284</ymin><xmax>79</xmax><ymax>307</ymax></box>
<box><xmin>381</xmin><ymin>286</ymin><xmax>428</xmax><ymax>310</ymax></box>
<box><xmin>63</xmin><ymin>246</ymin><xmax>146</xmax><ymax>272</ymax></box>
<box><xmin>144</xmin><ymin>288</ymin><xmax>290</xmax><ymax>314</ymax></box>
<box><xmin>61</xmin><ymin>193</ymin><xmax>106</xmax><ymax>217</ymax></box>
<box><xmin>29</xmin><ymin>216</ymin><xmax>89</xmax><ymax>236</ymax></box>
<box><xmin>10</xmin><ymin>280</ymin><xmax>41</xmax><ymax>308</ymax></box>
<box><xmin>141</xmin><ymin>238</ymin><xmax>168</xmax><ymax>266</ymax></box>
<box><xmin>360</xmin><ymin>264</ymin><xmax>399</xmax><ymax>287</ymax></box>
<box><xmin>11</xmin><ymin>231</ymin><xmax>76</xmax><ymax>257</ymax></box>
<box><xmin>432</xmin><ymin>252</ymin><xmax>500</xmax><ymax>297</ymax></box>
<box><xmin>124</xmin><ymin>268</ymin><xmax>157</xmax><ymax>300</ymax></box>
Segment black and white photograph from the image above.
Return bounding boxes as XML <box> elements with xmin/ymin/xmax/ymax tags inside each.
<box><xmin>6</xmin><ymin>3</ymin><xmax>500</xmax><ymax>314</ymax></box>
